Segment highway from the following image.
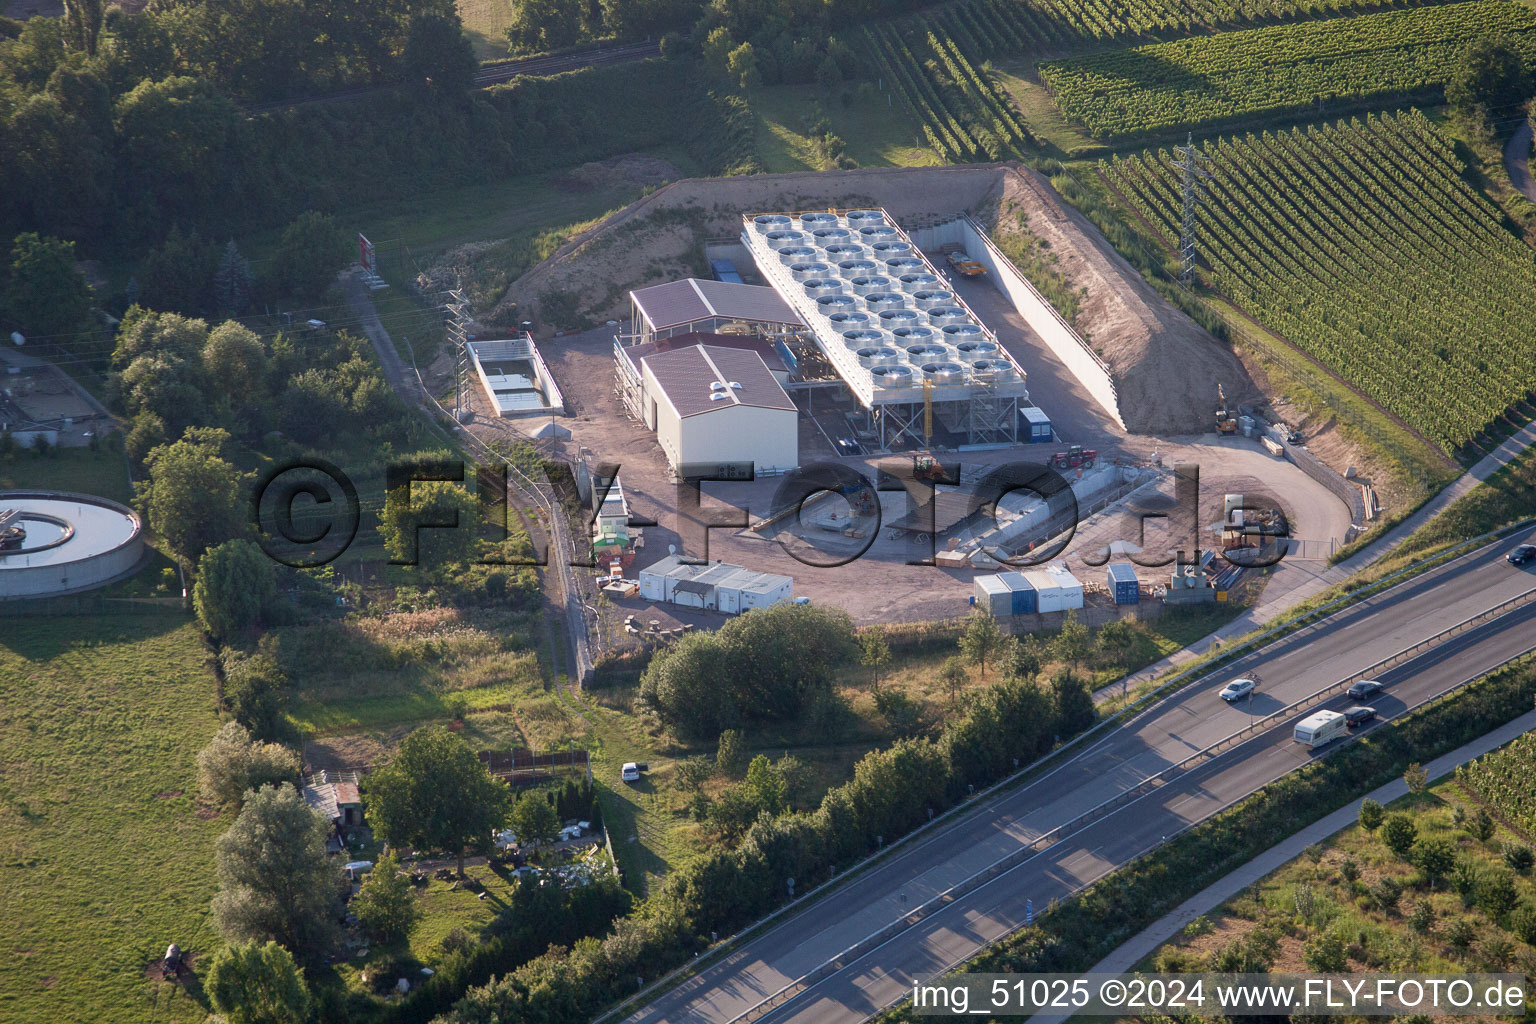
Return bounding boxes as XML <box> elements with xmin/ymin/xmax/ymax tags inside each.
<box><xmin>623</xmin><ymin>530</ymin><xmax>1536</xmax><ymax>1024</ymax></box>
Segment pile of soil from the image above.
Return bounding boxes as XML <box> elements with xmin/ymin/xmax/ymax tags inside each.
<box><xmin>973</xmin><ymin>167</ymin><xmax>1261</xmax><ymax>436</ymax></box>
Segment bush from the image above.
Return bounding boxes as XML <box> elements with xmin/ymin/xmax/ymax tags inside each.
<box><xmin>1501</xmin><ymin>842</ymin><xmax>1533</xmax><ymax>873</ymax></box>
<box><xmin>1470</xmin><ymin>806</ymin><xmax>1496</xmax><ymax>842</ymax></box>
<box><xmin>1359</xmin><ymin>798</ymin><xmax>1384</xmax><ymax>831</ymax></box>
<box><xmin>197</xmin><ymin>721</ymin><xmax>300</xmax><ymax>808</ymax></box>
<box><xmin>1303</xmin><ymin>928</ymin><xmax>1348</xmax><ymax>971</ymax></box>
<box><xmin>1380</xmin><ymin>813</ymin><xmax>1417</xmax><ymax>857</ymax></box>
<box><xmin>353</xmin><ymin>853</ymin><xmax>420</xmax><ymax>944</ymax></box>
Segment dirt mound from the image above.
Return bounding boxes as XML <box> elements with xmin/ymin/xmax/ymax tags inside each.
<box><xmin>492</xmin><ymin>163</ymin><xmax>1013</xmax><ymax>327</ymax></box>
<box><xmin>973</xmin><ymin>167</ymin><xmax>1260</xmax><ymax>436</ymax></box>
<box><xmin>550</xmin><ymin>153</ymin><xmax>682</xmax><ymax>194</ymax></box>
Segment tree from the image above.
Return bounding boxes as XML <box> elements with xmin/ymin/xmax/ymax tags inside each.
<box><xmin>206</xmin><ymin>940</ymin><xmax>310</xmax><ymax>1024</ymax></box>
<box><xmin>959</xmin><ymin>613</ymin><xmax>1005</xmax><ymax>678</ymax></box>
<box><xmin>1050</xmin><ymin>670</ymin><xmax>1096</xmax><ymax>735</ymax></box>
<box><xmin>378</xmin><ymin>478</ymin><xmax>481</xmax><ymax>579</ymax></box>
<box><xmin>1403</xmin><ymin>762</ymin><xmax>1428</xmax><ymax>795</ymax></box>
<box><xmin>363</xmin><ymin>726</ymin><xmax>511</xmax><ymax>877</ymax></box>
<box><xmin>1302</xmin><ymin>928</ymin><xmax>1348</xmax><ymax>972</ymax></box>
<box><xmin>1050</xmin><ymin>609</ymin><xmax>1091</xmax><ymax>668</ymax></box>
<box><xmin>1410</xmin><ymin>837</ymin><xmax>1456</xmax><ymax>888</ymax></box>
<box><xmin>272</xmin><ymin>211</ymin><xmax>350</xmax><ymax>302</ymax></box>
<box><xmin>508</xmin><ymin>790</ymin><xmax>560</xmax><ymax>850</ymax></box>
<box><xmin>1502</xmin><ymin>842</ymin><xmax>1534</xmax><ymax>873</ymax></box>
<box><xmin>1446</xmin><ymin>34</ymin><xmax>1532</xmax><ymax>118</ymax></box>
<box><xmin>403</xmin><ymin>10</ymin><xmax>476</xmax><ymax>93</ymax></box>
<box><xmin>673</xmin><ymin>758</ymin><xmax>713</xmax><ymax>794</ymax></box>
<box><xmin>111</xmin><ymin>306</ymin><xmax>208</xmax><ymax>367</ymax></box>
<box><xmin>1410</xmin><ymin>897</ymin><xmax>1435</xmax><ymax>935</ymax></box>
<box><xmin>224</xmin><ymin>652</ymin><xmax>291</xmax><ymax>742</ymax></box>
<box><xmin>1095</xmin><ymin>618</ymin><xmax>1138</xmax><ymax>676</ymax></box>
<box><xmin>3</xmin><ymin>232</ymin><xmax>92</xmax><ymax>341</ymax></box>
<box><xmin>939</xmin><ymin>657</ymin><xmax>968</xmax><ymax>706</ymax></box>
<box><xmin>137</xmin><ymin>427</ymin><xmax>244</xmax><ymax>568</ymax></box>
<box><xmin>859</xmin><ymin>626</ymin><xmax>891</xmax><ymax>688</ymax></box>
<box><xmin>506</xmin><ymin>0</ymin><xmax>582</xmax><ymax>52</ymax></box>
<box><xmin>701</xmin><ymin>26</ymin><xmax>735</xmax><ymax>76</ymax></box>
<box><xmin>1446</xmin><ymin>917</ymin><xmax>1477</xmax><ymax>957</ymax></box>
<box><xmin>1380</xmin><ymin>813</ymin><xmax>1418</xmax><ymax>858</ymax></box>
<box><xmin>716</xmin><ymin>729</ymin><xmax>747</xmax><ymax>777</ymax></box>
<box><xmin>1008</xmin><ymin>634</ymin><xmax>1043</xmax><ymax>682</ymax></box>
<box><xmin>873</xmin><ymin>686</ymin><xmax>925</xmax><ymax>737</ymax></box>
<box><xmin>194</xmin><ymin>540</ymin><xmax>275</xmax><ymax>640</ymax></box>
<box><xmin>726</xmin><ymin>42</ymin><xmax>759</xmax><ymax>90</ymax></box>
<box><xmin>140</xmin><ymin>225</ymin><xmax>216</xmax><ymax>315</ymax></box>
<box><xmin>198</xmin><ymin>721</ymin><xmax>300</xmax><ymax>809</ymax></box>
<box><xmin>1470</xmin><ymin>806</ymin><xmax>1496</xmax><ymax>842</ymax></box>
<box><xmin>743</xmin><ymin>755</ymin><xmax>786</xmax><ymax>817</ymax></box>
<box><xmin>1358</xmin><ymin>798</ymin><xmax>1384</xmax><ymax>832</ymax></box>
<box><xmin>60</xmin><ymin>0</ymin><xmax>104</xmax><ymax>56</ymax></box>
<box><xmin>214</xmin><ymin>240</ymin><xmax>254</xmax><ymax>314</ymax></box>
<box><xmin>351</xmin><ymin>852</ymin><xmax>419</xmax><ymax>943</ymax></box>
<box><xmin>212</xmin><ymin>783</ymin><xmax>338</xmax><ymax>958</ymax></box>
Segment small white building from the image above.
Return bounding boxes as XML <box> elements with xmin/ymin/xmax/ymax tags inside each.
<box><xmin>637</xmin><ymin>555</ymin><xmax>793</xmax><ymax>613</ymax></box>
<box><xmin>638</xmin><ymin>344</ymin><xmax>798</xmax><ymax>477</ymax></box>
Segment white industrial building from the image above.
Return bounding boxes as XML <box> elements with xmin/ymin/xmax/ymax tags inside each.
<box><xmin>741</xmin><ymin>209</ymin><xmax>1032</xmax><ymax>448</ymax></box>
<box><xmin>631</xmin><ymin>343</ymin><xmax>798</xmax><ymax>477</ymax></box>
<box><xmin>638</xmin><ymin>555</ymin><xmax>794</xmax><ymax>613</ymax></box>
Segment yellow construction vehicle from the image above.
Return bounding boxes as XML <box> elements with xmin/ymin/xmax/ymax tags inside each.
<box><xmin>1215</xmin><ymin>383</ymin><xmax>1237</xmax><ymax>435</ymax></box>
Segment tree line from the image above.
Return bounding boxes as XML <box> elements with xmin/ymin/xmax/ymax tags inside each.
<box><xmin>0</xmin><ymin>8</ymin><xmax>745</xmax><ymax>264</ymax></box>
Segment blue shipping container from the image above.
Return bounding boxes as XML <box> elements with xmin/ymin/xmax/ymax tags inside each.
<box><xmin>1108</xmin><ymin>563</ymin><xmax>1139</xmax><ymax>605</ymax></box>
<box><xmin>1020</xmin><ymin>406</ymin><xmax>1052</xmax><ymax>443</ymax></box>
<box><xmin>1009</xmin><ymin>579</ymin><xmax>1037</xmax><ymax>615</ymax></box>
<box><xmin>710</xmin><ymin>258</ymin><xmax>744</xmax><ymax>285</ymax></box>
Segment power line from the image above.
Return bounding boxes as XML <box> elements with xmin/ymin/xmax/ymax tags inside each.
<box><xmin>1171</xmin><ymin>132</ymin><xmax>1211</xmax><ymax>286</ymax></box>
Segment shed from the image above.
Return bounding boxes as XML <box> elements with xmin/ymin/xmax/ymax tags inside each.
<box><xmin>1019</xmin><ymin>406</ymin><xmax>1053</xmax><ymax>444</ymax></box>
<box><xmin>639</xmin><ymin>344</ymin><xmax>798</xmax><ymax>476</ymax></box>
<box><xmin>1019</xmin><ymin>564</ymin><xmax>1083</xmax><ymax>613</ymax></box>
<box><xmin>1107</xmin><ymin>563</ymin><xmax>1140</xmax><ymax>605</ymax></box>
<box><xmin>974</xmin><ymin>574</ymin><xmax>1011</xmax><ymax>616</ymax></box>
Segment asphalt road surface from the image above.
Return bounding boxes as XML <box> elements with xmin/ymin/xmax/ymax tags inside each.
<box><xmin>625</xmin><ymin>530</ymin><xmax>1536</xmax><ymax>1024</ymax></box>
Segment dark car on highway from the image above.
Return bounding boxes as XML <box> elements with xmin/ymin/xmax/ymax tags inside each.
<box><xmin>1343</xmin><ymin>705</ymin><xmax>1377</xmax><ymax>728</ymax></box>
<box><xmin>1347</xmin><ymin>679</ymin><xmax>1384</xmax><ymax>701</ymax></box>
<box><xmin>1508</xmin><ymin>544</ymin><xmax>1536</xmax><ymax>566</ymax></box>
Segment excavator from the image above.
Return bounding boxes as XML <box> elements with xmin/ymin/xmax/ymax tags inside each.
<box><xmin>1215</xmin><ymin>383</ymin><xmax>1237</xmax><ymax>435</ymax></box>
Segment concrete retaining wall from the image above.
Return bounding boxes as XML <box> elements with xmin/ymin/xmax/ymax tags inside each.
<box><xmin>910</xmin><ymin>218</ymin><xmax>1126</xmax><ymax>430</ymax></box>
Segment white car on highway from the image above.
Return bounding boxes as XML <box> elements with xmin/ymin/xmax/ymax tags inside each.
<box><xmin>1218</xmin><ymin>678</ymin><xmax>1257</xmax><ymax>702</ymax></box>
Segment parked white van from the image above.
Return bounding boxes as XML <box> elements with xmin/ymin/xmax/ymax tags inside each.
<box><xmin>1293</xmin><ymin>709</ymin><xmax>1347</xmax><ymax>749</ymax></box>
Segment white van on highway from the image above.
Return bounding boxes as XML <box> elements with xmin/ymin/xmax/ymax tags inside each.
<box><xmin>1293</xmin><ymin>709</ymin><xmax>1347</xmax><ymax>749</ymax></box>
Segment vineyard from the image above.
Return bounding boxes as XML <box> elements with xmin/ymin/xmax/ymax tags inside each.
<box><xmin>940</xmin><ymin>0</ymin><xmax>1443</xmax><ymax>56</ymax></box>
<box><xmin>1102</xmin><ymin>111</ymin><xmax>1536</xmax><ymax>450</ymax></box>
<box><xmin>861</xmin><ymin>20</ymin><xmax>1034</xmax><ymax>162</ymax></box>
<box><xmin>1040</xmin><ymin>0</ymin><xmax>1536</xmax><ymax>140</ymax></box>
<box><xmin>1458</xmin><ymin>730</ymin><xmax>1536</xmax><ymax>839</ymax></box>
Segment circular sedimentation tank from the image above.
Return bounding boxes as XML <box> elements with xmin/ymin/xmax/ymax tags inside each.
<box><xmin>0</xmin><ymin>491</ymin><xmax>145</xmax><ymax>599</ymax></box>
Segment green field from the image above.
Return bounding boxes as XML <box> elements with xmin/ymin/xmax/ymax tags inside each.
<box><xmin>1041</xmin><ymin>0</ymin><xmax>1536</xmax><ymax>140</ymax></box>
<box><xmin>750</xmin><ymin>84</ymin><xmax>939</xmax><ymax>173</ymax></box>
<box><xmin>1103</xmin><ymin>111</ymin><xmax>1536</xmax><ymax>451</ymax></box>
<box><xmin>0</xmin><ymin>448</ymin><xmax>133</xmax><ymax>505</ymax></box>
<box><xmin>457</xmin><ymin>0</ymin><xmax>515</xmax><ymax>60</ymax></box>
<box><xmin>0</xmin><ymin>614</ymin><xmax>223</xmax><ymax>1024</ymax></box>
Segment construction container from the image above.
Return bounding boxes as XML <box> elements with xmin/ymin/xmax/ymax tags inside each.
<box><xmin>1108</xmin><ymin>563</ymin><xmax>1139</xmax><ymax>605</ymax></box>
<box><xmin>1001</xmin><ymin>571</ymin><xmax>1037</xmax><ymax>614</ymax></box>
<box><xmin>974</xmin><ymin>574</ymin><xmax>1012</xmax><ymax>616</ymax></box>
<box><xmin>1020</xmin><ymin>564</ymin><xmax>1083</xmax><ymax>613</ymax></box>
<box><xmin>1019</xmin><ymin>406</ymin><xmax>1052</xmax><ymax>443</ymax></box>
